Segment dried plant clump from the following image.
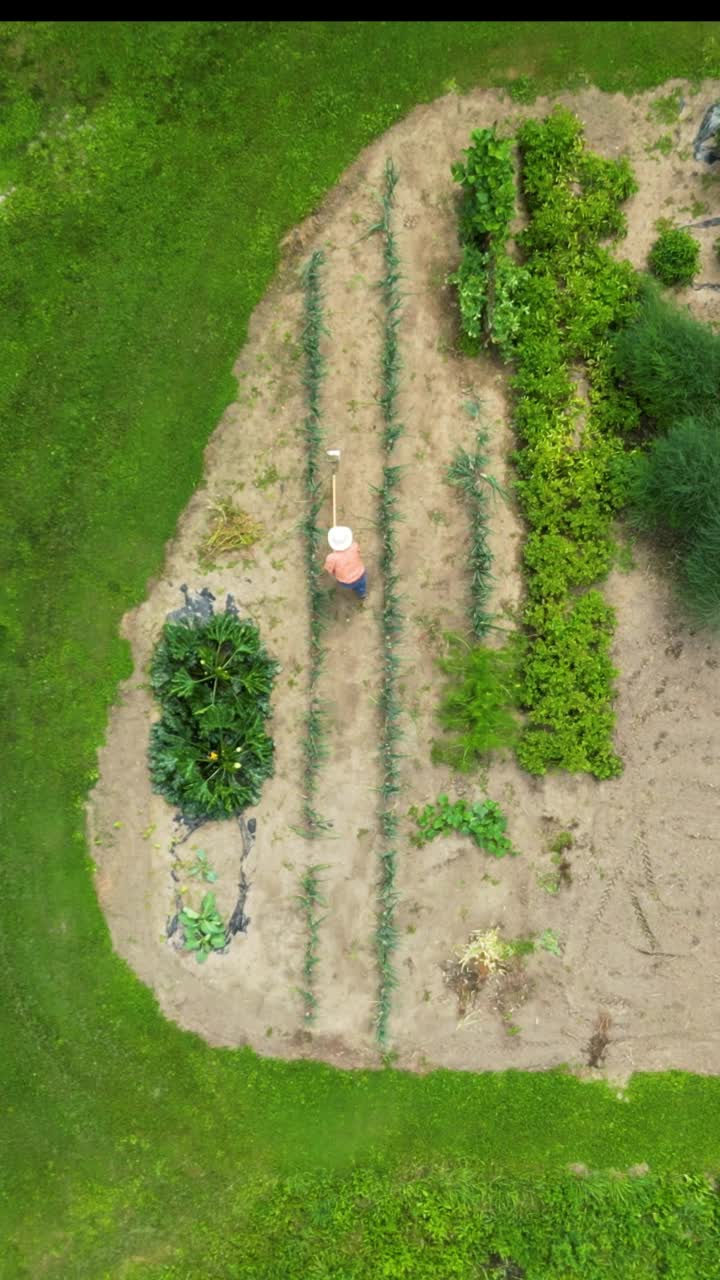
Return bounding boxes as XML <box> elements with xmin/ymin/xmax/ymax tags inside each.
<box><xmin>201</xmin><ymin>499</ymin><xmax>263</xmax><ymax>560</ymax></box>
<box><xmin>586</xmin><ymin>1009</ymin><xmax>612</xmax><ymax>1068</ymax></box>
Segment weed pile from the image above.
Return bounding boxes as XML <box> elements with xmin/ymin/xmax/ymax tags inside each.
<box><xmin>148</xmin><ymin>610</ymin><xmax>278</xmax><ymax>819</ymax></box>
<box><xmin>200</xmin><ymin>498</ymin><xmax>263</xmax><ymax>562</ymax></box>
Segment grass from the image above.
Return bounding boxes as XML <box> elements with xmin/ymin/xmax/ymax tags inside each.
<box><xmin>3</xmin><ymin>19</ymin><xmax>720</xmax><ymax>1278</ymax></box>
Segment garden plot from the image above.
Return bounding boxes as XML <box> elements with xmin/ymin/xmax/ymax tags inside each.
<box><xmin>89</xmin><ymin>81</ymin><xmax>720</xmax><ymax>1077</ymax></box>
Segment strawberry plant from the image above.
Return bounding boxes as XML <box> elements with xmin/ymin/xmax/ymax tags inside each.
<box><xmin>409</xmin><ymin>794</ymin><xmax>519</xmax><ymax>859</ymax></box>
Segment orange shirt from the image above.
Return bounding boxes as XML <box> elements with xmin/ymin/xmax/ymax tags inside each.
<box><xmin>324</xmin><ymin>542</ymin><xmax>365</xmax><ymax>584</ymax></box>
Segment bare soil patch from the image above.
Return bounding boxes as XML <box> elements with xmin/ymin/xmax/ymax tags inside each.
<box><xmin>89</xmin><ymin>81</ymin><xmax>720</xmax><ymax>1076</ymax></box>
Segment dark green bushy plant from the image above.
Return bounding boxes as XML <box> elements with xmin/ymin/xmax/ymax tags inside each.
<box><xmin>149</xmin><ymin>611</ymin><xmax>278</xmax><ymax>819</ymax></box>
<box><xmin>682</xmin><ymin>511</ymin><xmax>720</xmax><ymax>629</ymax></box>
<box><xmin>624</xmin><ymin>413</ymin><xmax>720</xmax><ymax>628</ymax></box>
<box><xmin>612</xmin><ymin>279</ymin><xmax>720</xmax><ymax>429</ymax></box>
<box><xmin>648</xmin><ymin>225</ymin><xmax>700</xmax><ymax>287</ymax></box>
<box><xmin>625</xmin><ymin>413</ymin><xmax>720</xmax><ymax>536</ymax></box>
<box><xmin>432</xmin><ymin>636</ymin><xmax>521</xmax><ymax>771</ymax></box>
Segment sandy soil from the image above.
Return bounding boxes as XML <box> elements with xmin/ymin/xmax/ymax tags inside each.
<box><xmin>89</xmin><ymin>81</ymin><xmax>720</xmax><ymax>1079</ymax></box>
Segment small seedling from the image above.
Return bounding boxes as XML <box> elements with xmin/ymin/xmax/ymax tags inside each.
<box><xmin>184</xmin><ymin>849</ymin><xmax>218</xmax><ymax>883</ymax></box>
<box><xmin>254</xmin><ymin>463</ymin><xmax>280</xmax><ymax>490</ymax></box>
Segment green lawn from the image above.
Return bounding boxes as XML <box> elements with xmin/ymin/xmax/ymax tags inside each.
<box><xmin>2</xmin><ymin>21</ymin><xmax>720</xmax><ymax>1277</ymax></box>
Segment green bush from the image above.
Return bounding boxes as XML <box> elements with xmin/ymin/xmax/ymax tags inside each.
<box><xmin>431</xmin><ymin>635</ymin><xmax>521</xmax><ymax>771</ymax></box>
<box><xmin>648</xmin><ymin>225</ymin><xmax>700</xmax><ymax>286</ymax></box>
<box><xmin>148</xmin><ymin>611</ymin><xmax>278</xmax><ymax>819</ymax></box>
<box><xmin>612</xmin><ymin>279</ymin><xmax>720</xmax><ymax>429</ymax></box>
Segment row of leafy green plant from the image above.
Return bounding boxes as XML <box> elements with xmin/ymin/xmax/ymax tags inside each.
<box><xmin>453</xmin><ymin>110</ymin><xmax>641</xmax><ymax>778</ymax></box>
<box><xmin>296</xmin><ymin>250</ymin><xmax>332</xmax><ymax>1022</ymax></box>
<box><xmin>448</xmin><ymin>125</ymin><xmax>515</xmax><ymax>349</ymax></box>
<box><xmin>148</xmin><ymin>611</ymin><xmax>278</xmax><ymax>819</ymax></box>
<box><xmin>368</xmin><ymin>158</ymin><xmax>404</xmax><ymax>1049</ymax></box>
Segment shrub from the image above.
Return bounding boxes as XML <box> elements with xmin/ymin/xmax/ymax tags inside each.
<box><xmin>612</xmin><ymin>278</ymin><xmax>720</xmax><ymax>428</ymax></box>
<box><xmin>148</xmin><ymin>611</ymin><xmax>278</xmax><ymax>819</ymax></box>
<box><xmin>648</xmin><ymin>225</ymin><xmax>700</xmax><ymax>287</ymax></box>
<box><xmin>431</xmin><ymin>635</ymin><xmax>521</xmax><ymax>771</ymax></box>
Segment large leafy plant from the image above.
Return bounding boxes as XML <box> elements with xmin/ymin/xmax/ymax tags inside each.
<box><xmin>149</xmin><ymin>611</ymin><xmax>278</xmax><ymax>819</ymax></box>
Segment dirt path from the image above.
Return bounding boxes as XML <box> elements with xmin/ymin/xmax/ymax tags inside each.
<box><xmin>90</xmin><ymin>80</ymin><xmax>720</xmax><ymax>1077</ymax></box>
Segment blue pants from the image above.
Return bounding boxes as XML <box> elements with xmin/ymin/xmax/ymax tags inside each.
<box><xmin>339</xmin><ymin>572</ymin><xmax>367</xmax><ymax>600</ymax></box>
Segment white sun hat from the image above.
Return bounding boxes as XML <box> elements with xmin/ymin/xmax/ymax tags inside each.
<box><xmin>328</xmin><ymin>525</ymin><xmax>353</xmax><ymax>552</ymax></box>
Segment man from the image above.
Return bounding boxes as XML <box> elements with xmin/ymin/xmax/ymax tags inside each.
<box><xmin>324</xmin><ymin>526</ymin><xmax>367</xmax><ymax>600</ymax></box>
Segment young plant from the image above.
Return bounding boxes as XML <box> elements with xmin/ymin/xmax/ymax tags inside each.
<box><xmin>148</xmin><ymin>610</ymin><xmax>278</xmax><ymax>819</ymax></box>
<box><xmin>446</xmin><ymin>429</ymin><xmax>507</xmax><ymax>639</ymax></box>
<box><xmin>296</xmin><ymin>864</ymin><xmax>328</xmax><ymax>1024</ymax></box>
<box><xmin>409</xmin><ymin>794</ymin><xmax>519</xmax><ymax>859</ymax></box>
<box><xmin>179</xmin><ymin>892</ymin><xmax>227</xmax><ymax>963</ymax></box>
<box><xmin>648</xmin><ymin>225</ymin><xmax>700</xmax><ymax>287</ymax></box>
